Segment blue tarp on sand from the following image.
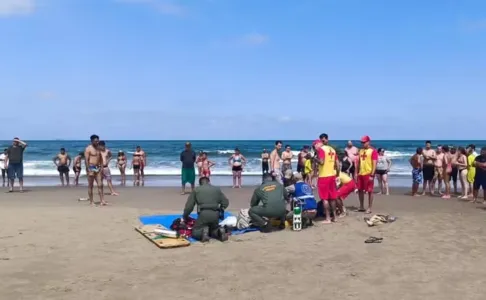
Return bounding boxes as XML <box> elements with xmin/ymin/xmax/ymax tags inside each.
<box><xmin>139</xmin><ymin>212</ymin><xmax>258</xmax><ymax>243</ymax></box>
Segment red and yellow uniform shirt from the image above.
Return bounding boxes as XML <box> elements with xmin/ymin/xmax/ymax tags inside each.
<box><xmin>358</xmin><ymin>148</ymin><xmax>378</xmax><ymax>175</ymax></box>
<box><xmin>317</xmin><ymin>145</ymin><xmax>337</xmax><ymax>178</ymax></box>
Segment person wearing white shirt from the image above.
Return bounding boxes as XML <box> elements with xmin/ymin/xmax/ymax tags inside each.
<box><xmin>0</xmin><ymin>148</ymin><xmax>8</xmax><ymax>186</ymax></box>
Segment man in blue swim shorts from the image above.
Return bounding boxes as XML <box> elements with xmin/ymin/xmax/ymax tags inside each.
<box><xmin>410</xmin><ymin>147</ymin><xmax>423</xmax><ymax>196</ymax></box>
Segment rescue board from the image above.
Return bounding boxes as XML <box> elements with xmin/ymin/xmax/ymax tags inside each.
<box><xmin>135</xmin><ymin>224</ymin><xmax>190</xmax><ymax>249</ymax></box>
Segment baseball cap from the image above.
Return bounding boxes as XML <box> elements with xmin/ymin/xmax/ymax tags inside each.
<box><xmin>360</xmin><ymin>136</ymin><xmax>371</xmax><ymax>143</ymax></box>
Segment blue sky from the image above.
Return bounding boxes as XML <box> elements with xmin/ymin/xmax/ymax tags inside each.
<box><xmin>0</xmin><ymin>0</ymin><xmax>485</xmax><ymax>140</ymax></box>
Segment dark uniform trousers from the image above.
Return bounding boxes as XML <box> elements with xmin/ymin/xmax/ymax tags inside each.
<box><xmin>249</xmin><ymin>206</ymin><xmax>286</xmax><ymax>228</ymax></box>
<box><xmin>192</xmin><ymin>209</ymin><xmax>221</xmax><ymax>240</ymax></box>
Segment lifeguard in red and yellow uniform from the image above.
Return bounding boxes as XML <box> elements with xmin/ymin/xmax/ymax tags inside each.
<box><xmin>313</xmin><ymin>133</ymin><xmax>339</xmax><ymax>224</ymax></box>
<box><xmin>355</xmin><ymin>135</ymin><xmax>378</xmax><ymax>214</ymax></box>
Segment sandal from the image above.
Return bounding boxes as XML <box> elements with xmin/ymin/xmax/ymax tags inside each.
<box><xmin>364</xmin><ymin>236</ymin><xmax>383</xmax><ymax>243</ymax></box>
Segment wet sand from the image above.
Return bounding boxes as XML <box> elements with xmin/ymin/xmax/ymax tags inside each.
<box><xmin>1</xmin><ymin>186</ymin><xmax>486</xmax><ymax>300</ymax></box>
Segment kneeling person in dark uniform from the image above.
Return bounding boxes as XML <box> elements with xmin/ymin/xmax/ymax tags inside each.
<box><xmin>183</xmin><ymin>177</ymin><xmax>230</xmax><ymax>242</ymax></box>
<box><xmin>249</xmin><ymin>173</ymin><xmax>287</xmax><ymax>233</ymax></box>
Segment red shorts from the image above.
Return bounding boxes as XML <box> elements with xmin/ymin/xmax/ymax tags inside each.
<box><xmin>317</xmin><ymin>176</ymin><xmax>337</xmax><ymax>200</ymax></box>
<box><xmin>337</xmin><ymin>181</ymin><xmax>356</xmax><ymax>200</ymax></box>
<box><xmin>201</xmin><ymin>169</ymin><xmax>211</xmax><ymax>177</ymax></box>
<box><xmin>357</xmin><ymin>175</ymin><xmax>374</xmax><ymax>193</ymax></box>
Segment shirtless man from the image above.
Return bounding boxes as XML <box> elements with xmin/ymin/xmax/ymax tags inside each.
<box><xmin>297</xmin><ymin>146</ymin><xmax>309</xmax><ymax>174</ymax></box>
<box><xmin>433</xmin><ymin>145</ymin><xmax>444</xmax><ymax>195</ymax></box>
<box><xmin>421</xmin><ymin>141</ymin><xmax>436</xmax><ymax>195</ymax></box>
<box><xmin>99</xmin><ymin>141</ymin><xmax>119</xmax><ymax>196</ymax></box>
<box><xmin>270</xmin><ymin>140</ymin><xmax>283</xmax><ymax>183</ymax></box>
<box><xmin>345</xmin><ymin>140</ymin><xmax>359</xmax><ymax>179</ymax></box>
<box><xmin>132</xmin><ymin>151</ymin><xmax>142</xmax><ymax>185</ymax></box>
<box><xmin>281</xmin><ymin>145</ymin><xmax>293</xmax><ymax>175</ymax></box>
<box><xmin>261</xmin><ymin>149</ymin><xmax>270</xmax><ymax>174</ymax></box>
<box><xmin>72</xmin><ymin>152</ymin><xmax>84</xmax><ymax>186</ymax></box>
<box><xmin>84</xmin><ymin>135</ymin><xmax>105</xmax><ymax>206</ymax></box>
<box><xmin>53</xmin><ymin>148</ymin><xmax>71</xmax><ymax>186</ymax></box>
<box><xmin>409</xmin><ymin>147</ymin><xmax>423</xmax><ymax>196</ymax></box>
<box><xmin>134</xmin><ymin>146</ymin><xmax>146</xmax><ymax>179</ymax></box>
<box><xmin>199</xmin><ymin>152</ymin><xmax>215</xmax><ymax>178</ymax></box>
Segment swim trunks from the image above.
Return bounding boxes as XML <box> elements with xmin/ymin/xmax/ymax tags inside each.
<box><xmin>337</xmin><ymin>180</ymin><xmax>356</xmax><ymax>200</ymax></box>
<box><xmin>57</xmin><ymin>165</ymin><xmax>69</xmax><ymax>174</ymax></box>
<box><xmin>73</xmin><ymin>166</ymin><xmax>81</xmax><ymax>173</ymax></box>
<box><xmin>412</xmin><ymin>168</ymin><xmax>423</xmax><ymax>184</ymax></box>
<box><xmin>357</xmin><ymin>175</ymin><xmax>374</xmax><ymax>193</ymax></box>
<box><xmin>87</xmin><ymin>165</ymin><xmax>101</xmax><ymax>177</ymax></box>
<box><xmin>102</xmin><ymin>167</ymin><xmax>111</xmax><ymax>180</ymax></box>
<box><xmin>422</xmin><ymin>164</ymin><xmax>434</xmax><ymax>181</ymax></box>
<box><xmin>181</xmin><ymin>167</ymin><xmax>196</xmax><ymax>185</ymax></box>
<box><xmin>317</xmin><ymin>176</ymin><xmax>337</xmax><ymax>201</ymax></box>
<box><xmin>434</xmin><ymin>167</ymin><xmax>443</xmax><ymax>180</ymax></box>
<box><xmin>232</xmin><ymin>165</ymin><xmax>243</xmax><ymax>172</ymax></box>
<box><xmin>133</xmin><ymin>165</ymin><xmax>140</xmax><ymax>170</ymax></box>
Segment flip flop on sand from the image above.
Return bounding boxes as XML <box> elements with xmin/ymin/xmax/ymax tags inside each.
<box><xmin>365</xmin><ymin>209</ymin><xmax>372</xmax><ymax>214</ymax></box>
<box><xmin>355</xmin><ymin>208</ymin><xmax>366</xmax><ymax>212</ymax></box>
<box><xmin>364</xmin><ymin>237</ymin><xmax>383</xmax><ymax>244</ymax></box>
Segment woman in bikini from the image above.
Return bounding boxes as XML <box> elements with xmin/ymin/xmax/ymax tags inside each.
<box><xmin>228</xmin><ymin>148</ymin><xmax>246</xmax><ymax>188</ymax></box>
<box><xmin>117</xmin><ymin>151</ymin><xmax>127</xmax><ymax>185</ymax></box>
<box><xmin>455</xmin><ymin>147</ymin><xmax>469</xmax><ymax>199</ymax></box>
<box><xmin>132</xmin><ymin>153</ymin><xmax>142</xmax><ymax>186</ymax></box>
<box><xmin>376</xmin><ymin>148</ymin><xmax>392</xmax><ymax>195</ymax></box>
<box><xmin>441</xmin><ymin>145</ymin><xmax>453</xmax><ymax>199</ymax></box>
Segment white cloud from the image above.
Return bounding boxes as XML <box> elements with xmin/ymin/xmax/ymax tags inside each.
<box><xmin>236</xmin><ymin>33</ymin><xmax>269</xmax><ymax>46</ymax></box>
<box><xmin>0</xmin><ymin>0</ymin><xmax>35</xmax><ymax>16</ymax></box>
<box><xmin>116</xmin><ymin>0</ymin><xmax>186</xmax><ymax>16</ymax></box>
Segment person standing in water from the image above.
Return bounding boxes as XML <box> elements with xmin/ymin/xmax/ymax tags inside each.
<box><xmin>84</xmin><ymin>135</ymin><xmax>105</xmax><ymax>206</ymax></box>
<box><xmin>228</xmin><ymin>148</ymin><xmax>246</xmax><ymax>188</ymax></box>
<box><xmin>261</xmin><ymin>149</ymin><xmax>269</xmax><ymax>175</ymax></box>
<box><xmin>99</xmin><ymin>141</ymin><xmax>119</xmax><ymax>196</ymax></box>
<box><xmin>117</xmin><ymin>150</ymin><xmax>127</xmax><ymax>185</ymax></box>
<box><xmin>53</xmin><ymin>147</ymin><xmax>71</xmax><ymax>186</ymax></box>
<box><xmin>6</xmin><ymin>137</ymin><xmax>28</xmax><ymax>193</ymax></box>
<box><xmin>0</xmin><ymin>148</ymin><xmax>8</xmax><ymax>187</ymax></box>
<box><xmin>132</xmin><ymin>150</ymin><xmax>143</xmax><ymax>185</ymax></box>
<box><xmin>134</xmin><ymin>146</ymin><xmax>146</xmax><ymax>180</ymax></box>
<box><xmin>72</xmin><ymin>152</ymin><xmax>84</xmax><ymax>186</ymax></box>
<box><xmin>409</xmin><ymin>148</ymin><xmax>423</xmax><ymax>197</ymax></box>
<box><xmin>375</xmin><ymin>148</ymin><xmax>392</xmax><ymax>195</ymax></box>
<box><xmin>270</xmin><ymin>141</ymin><xmax>283</xmax><ymax>183</ymax></box>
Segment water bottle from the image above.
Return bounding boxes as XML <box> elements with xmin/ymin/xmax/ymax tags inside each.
<box><xmin>293</xmin><ymin>205</ymin><xmax>302</xmax><ymax>231</ymax></box>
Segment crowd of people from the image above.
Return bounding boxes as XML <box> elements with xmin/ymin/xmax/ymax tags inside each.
<box><xmin>409</xmin><ymin>141</ymin><xmax>486</xmax><ymax>203</ymax></box>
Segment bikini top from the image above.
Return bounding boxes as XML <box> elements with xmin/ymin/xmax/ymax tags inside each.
<box><xmin>233</xmin><ymin>155</ymin><xmax>242</xmax><ymax>163</ymax></box>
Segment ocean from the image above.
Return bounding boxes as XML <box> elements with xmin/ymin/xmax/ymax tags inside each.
<box><xmin>2</xmin><ymin>140</ymin><xmax>484</xmax><ymax>187</ymax></box>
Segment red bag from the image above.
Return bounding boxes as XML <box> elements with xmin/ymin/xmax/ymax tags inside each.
<box><xmin>170</xmin><ymin>217</ymin><xmax>196</xmax><ymax>238</ymax></box>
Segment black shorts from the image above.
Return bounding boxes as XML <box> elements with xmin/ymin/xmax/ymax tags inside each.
<box><xmin>474</xmin><ymin>177</ymin><xmax>486</xmax><ymax>190</ymax></box>
<box><xmin>376</xmin><ymin>169</ymin><xmax>387</xmax><ymax>175</ymax></box>
<box><xmin>297</xmin><ymin>164</ymin><xmax>304</xmax><ymax>173</ymax></box>
<box><xmin>232</xmin><ymin>166</ymin><xmax>242</xmax><ymax>172</ymax></box>
<box><xmin>450</xmin><ymin>167</ymin><xmax>458</xmax><ymax>182</ymax></box>
<box><xmin>422</xmin><ymin>164</ymin><xmax>434</xmax><ymax>181</ymax></box>
<box><xmin>57</xmin><ymin>165</ymin><xmax>69</xmax><ymax>174</ymax></box>
<box><xmin>133</xmin><ymin>165</ymin><xmax>140</xmax><ymax>170</ymax></box>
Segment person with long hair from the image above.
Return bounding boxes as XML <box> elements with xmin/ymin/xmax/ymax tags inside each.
<box><xmin>376</xmin><ymin>148</ymin><xmax>392</xmax><ymax>195</ymax></box>
<box><xmin>455</xmin><ymin>147</ymin><xmax>468</xmax><ymax>199</ymax></box>
<box><xmin>228</xmin><ymin>148</ymin><xmax>246</xmax><ymax>188</ymax></box>
<box><xmin>117</xmin><ymin>150</ymin><xmax>127</xmax><ymax>185</ymax></box>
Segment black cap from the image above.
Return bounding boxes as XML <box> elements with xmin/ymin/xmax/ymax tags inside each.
<box><xmin>468</xmin><ymin>144</ymin><xmax>476</xmax><ymax>150</ymax></box>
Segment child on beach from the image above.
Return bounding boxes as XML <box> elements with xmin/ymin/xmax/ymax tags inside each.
<box><xmin>199</xmin><ymin>152</ymin><xmax>215</xmax><ymax>178</ymax></box>
<box><xmin>303</xmin><ymin>153</ymin><xmax>313</xmax><ymax>185</ymax></box>
<box><xmin>409</xmin><ymin>147</ymin><xmax>423</xmax><ymax>196</ymax></box>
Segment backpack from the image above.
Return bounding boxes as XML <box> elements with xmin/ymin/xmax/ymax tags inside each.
<box><xmin>236</xmin><ymin>209</ymin><xmax>251</xmax><ymax>230</ymax></box>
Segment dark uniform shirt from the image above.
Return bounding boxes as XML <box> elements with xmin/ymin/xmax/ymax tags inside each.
<box><xmin>183</xmin><ymin>184</ymin><xmax>229</xmax><ymax>218</ymax></box>
<box><xmin>475</xmin><ymin>154</ymin><xmax>486</xmax><ymax>180</ymax></box>
<box><xmin>250</xmin><ymin>180</ymin><xmax>287</xmax><ymax>209</ymax></box>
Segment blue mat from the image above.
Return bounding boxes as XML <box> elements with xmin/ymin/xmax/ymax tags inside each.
<box><xmin>139</xmin><ymin>212</ymin><xmax>258</xmax><ymax>243</ymax></box>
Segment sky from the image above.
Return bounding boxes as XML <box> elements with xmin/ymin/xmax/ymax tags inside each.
<box><xmin>0</xmin><ymin>0</ymin><xmax>485</xmax><ymax>140</ymax></box>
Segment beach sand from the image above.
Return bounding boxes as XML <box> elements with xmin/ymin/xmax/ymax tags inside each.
<box><xmin>1</xmin><ymin>186</ymin><xmax>486</xmax><ymax>300</ymax></box>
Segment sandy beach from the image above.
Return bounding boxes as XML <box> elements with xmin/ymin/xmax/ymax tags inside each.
<box><xmin>1</xmin><ymin>186</ymin><xmax>486</xmax><ymax>300</ymax></box>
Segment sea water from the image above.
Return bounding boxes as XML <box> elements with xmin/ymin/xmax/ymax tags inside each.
<box><xmin>1</xmin><ymin>140</ymin><xmax>482</xmax><ymax>187</ymax></box>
